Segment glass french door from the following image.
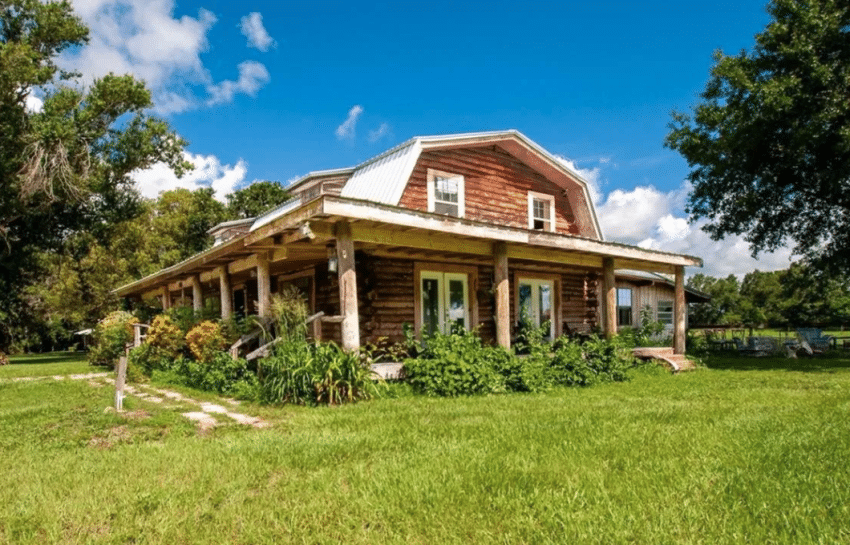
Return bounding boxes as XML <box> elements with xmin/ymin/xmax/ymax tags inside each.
<box><xmin>518</xmin><ymin>278</ymin><xmax>554</xmax><ymax>338</ymax></box>
<box><xmin>421</xmin><ymin>272</ymin><xmax>469</xmax><ymax>335</ymax></box>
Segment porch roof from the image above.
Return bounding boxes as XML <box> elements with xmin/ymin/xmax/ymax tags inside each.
<box><xmin>115</xmin><ymin>194</ymin><xmax>702</xmax><ymax>298</ymax></box>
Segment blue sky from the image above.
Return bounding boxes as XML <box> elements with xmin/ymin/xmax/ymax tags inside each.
<box><xmin>60</xmin><ymin>0</ymin><xmax>792</xmax><ymax>277</ymax></box>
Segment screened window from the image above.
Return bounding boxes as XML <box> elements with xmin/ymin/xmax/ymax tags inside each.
<box><xmin>657</xmin><ymin>300</ymin><xmax>673</xmax><ymax>326</ymax></box>
<box><xmin>427</xmin><ymin>169</ymin><xmax>464</xmax><ymax>218</ymax></box>
<box><xmin>527</xmin><ymin>192</ymin><xmax>555</xmax><ymax>231</ymax></box>
<box><xmin>617</xmin><ymin>288</ymin><xmax>632</xmax><ymax>326</ymax></box>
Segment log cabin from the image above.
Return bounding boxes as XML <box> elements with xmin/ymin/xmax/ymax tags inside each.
<box><xmin>115</xmin><ymin>130</ymin><xmax>703</xmax><ymax>354</ymax></box>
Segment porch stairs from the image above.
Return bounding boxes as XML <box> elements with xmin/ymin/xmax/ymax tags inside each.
<box><xmin>632</xmin><ymin>347</ymin><xmax>696</xmax><ymax>373</ymax></box>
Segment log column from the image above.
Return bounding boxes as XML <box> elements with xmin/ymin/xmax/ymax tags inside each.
<box><xmin>161</xmin><ymin>285</ymin><xmax>171</xmax><ymax>311</ymax></box>
<box><xmin>256</xmin><ymin>254</ymin><xmax>271</xmax><ymax>318</ymax></box>
<box><xmin>218</xmin><ymin>266</ymin><xmax>232</xmax><ymax>320</ymax></box>
<box><xmin>494</xmin><ymin>242</ymin><xmax>510</xmax><ymax>349</ymax></box>
<box><xmin>191</xmin><ymin>275</ymin><xmax>203</xmax><ymax>313</ymax></box>
<box><xmin>673</xmin><ymin>265</ymin><xmax>686</xmax><ymax>355</ymax></box>
<box><xmin>335</xmin><ymin>222</ymin><xmax>360</xmax><ymax>351</ymax></box>
<box><xmin>602</xmin><ymin>257</ymin><xmax>617</xmax><ymax>339</ymax></box>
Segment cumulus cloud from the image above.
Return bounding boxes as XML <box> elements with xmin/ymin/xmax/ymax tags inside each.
<box><xmin>555</xmin><ymin>155</ymin><xmax>603</xmax><ymax>205</ymax></box>
<box><xmin>335</xmin><ymin>105</ymin><xmax>363</xmax><ymax>140</ymax></box>
<box><xmin>206</xmin><ymin>61</ymin><xmax>270</xmax><ymax>106</ymax></box>
<box><xmin>132</xmin><ymin>151</ymin><xmax>248</xmax><ymax>202</ymax></box>
<box><xmin>62</xmin><ymin>0</ymin><xmax>270</xmax><ymax>113</ymax></box>
<box><xmin>25</xmin><ymin>93</ymin><xmax>43</xmax><ymax>113</ymax></box>
<box><xmin>595</xmin><ymin>182</ymin><xmax>794</xmax><ymax>277</ymax></box>
<box><xmin>240</xmin><ymin>12</ymin><xmax>275</xmax><ymax>51</ymax></box>
<box><xmin>368</xmin><ymin>122</ymin><xmax>391</xmax><ymax>143</ymax></box>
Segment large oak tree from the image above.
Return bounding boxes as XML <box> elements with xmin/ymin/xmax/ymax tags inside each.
<box><xmin>666</xmin><ymin>0</ymin><xmax>850</xmax><ymax>273</ymax></box>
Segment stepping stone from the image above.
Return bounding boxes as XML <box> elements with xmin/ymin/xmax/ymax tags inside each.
<box><xmin>200</xmin><ymin>402</ymin><xmax>227</xmax><ymax>414</ymax></box>
<box><xmin>183</xmin><ymin>412</ymin><xmax>217</xmax><ymax>431</ymax></box>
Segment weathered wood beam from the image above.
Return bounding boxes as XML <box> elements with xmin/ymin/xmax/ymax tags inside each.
<box><xmin>256</xmin><ymin>254</ymin><xmax>271</xmax><ymax>318</ymax></box>
<box><xmin>674</xmin><ymin>265</ymin><xmax>686</xmax><ymax>355</ymax></box>
<box><xmin>602</xmin><ymin>257</ymin><xmax>616</xmax><ymax>339</ymax></box>
<box><xmin>494</xmin><ymin>242</ymin><xmax>510</xmax><ymax>349</ymax></box>
<box><xmin>218</xmin><ymin>266</ymin><xmax>232</xmax><ymax>320</ymax></box>
<box><xmin>191</xmin><ymin>275</ymin><xmax>203</xmax><ymax>312</ymax></box>
<box><xmin>335</xmin><ymin>221</ymin><xmax>360</xmax><ymax>351</ymax></box>
<box><xmin>161</xmin><ymin>285</ymin><xmax>170</xmax><ymax>310</ymax></box>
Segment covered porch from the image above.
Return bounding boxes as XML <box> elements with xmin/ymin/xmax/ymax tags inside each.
<box><xmin>116</xmin><ymin>195</ymin><xmax>702</xmax><ymax>354</ymax></box>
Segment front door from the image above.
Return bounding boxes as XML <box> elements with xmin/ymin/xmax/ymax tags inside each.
<box><xmin>518</xmin><ymin>278</ymin><xmax>554</xmax><ymax>339</ymax></box>
<box><xmin>420</xmin><ymin>271</ymin><xmax>469</xmax><ymax>335</ymax></box>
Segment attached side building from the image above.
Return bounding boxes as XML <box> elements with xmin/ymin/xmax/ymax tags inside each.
<box><xmin>116</xmin><ymin>131</ymin><xmax>702</xmax><ymax>354</ymax></box>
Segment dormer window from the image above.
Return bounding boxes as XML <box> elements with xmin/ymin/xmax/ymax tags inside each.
<box><xmin>528</xmin><ymin>191</ymin><xmax>555</xmax><ymax>231</ymax></box>
<box><xmin>427</xmin><ymin>169</ymin><xmax>465</xmax><ymax>218</ymax></box>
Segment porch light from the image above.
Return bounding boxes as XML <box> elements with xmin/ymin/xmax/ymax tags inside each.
<box><xmin>327</xmin><ymin>245</ymin><xmax>338</xmax><ymax>273</ymax></box>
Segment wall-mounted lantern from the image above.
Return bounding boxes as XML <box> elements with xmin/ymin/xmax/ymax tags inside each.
<box><xmin>327</xmin><ymin>244</ymin><xmax>338</xmax><ymax>273</ymax></box>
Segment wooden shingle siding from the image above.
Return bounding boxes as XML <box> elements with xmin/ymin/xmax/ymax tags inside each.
<box><xmin>399</xmin><ymin>146</ymin><xmax>583</xmax><ymax>236</ymax></box>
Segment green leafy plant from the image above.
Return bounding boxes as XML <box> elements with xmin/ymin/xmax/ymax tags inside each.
<box><xmin>550</xmin><ymin>335</ymin><xmax>635</xmax><ymax>387</ymax></box>
<box><xmin>146</xmin><ymin>314</ymin><xmax>184</xmax><ymax>359</ymax></box>
<box><xmin>87</xmin><ymin>311</ymin><xmax>137</xmax><ymax>368</ymax></box>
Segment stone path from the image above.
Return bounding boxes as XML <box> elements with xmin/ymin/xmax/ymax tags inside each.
<box><xmin>6</xmin><ymin>371</ymin><xmax>269</xmax><ymax>431</ymax></box>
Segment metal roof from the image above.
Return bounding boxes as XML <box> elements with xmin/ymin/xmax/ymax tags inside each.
<box><xmin>339</xmin><ymin>139</ymin><xmax>421</xmax><ymax>205</ymax></box>
<box><xmin>250</xmin><ymin>196</ymin><xmax>301</xmax><ymax>232</ymax></box>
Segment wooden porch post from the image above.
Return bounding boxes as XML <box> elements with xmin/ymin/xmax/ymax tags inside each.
<box><xmin>673</xmin><ymin>265</ymin><xmax>686</xmax><ymax>355</ymax></box>
<box><xmin>161</xmin><ymin>285</ymin><xmax>171</xmax><ymax>311</ymax></box>
<box><xmin>335</xmin><ymin>221</ymin><xmax>360</xmax><ymax>351</ymax></box>
<box><xmin>256</xmin><ymin>254</ymin><xmax>271</xmax><ymax>318</ymax></box>
<box><xmin>191</xmin><ymin>275</ymin><xmax>203</xmax><ymax>313</ymax></box>
<box><xmin>602</xmin><ymin>257</ymin><xmax>617</xmax><ymax>339</ymax></box>
<box><xmin>218</xmin><ymin>266</ymin><xmax>232</xmax><ymax>320</ymax></box>
<box><xmin>494</xmin><ymin>242</ymin><xmax>510</xmax><ymax>349</ymax></box>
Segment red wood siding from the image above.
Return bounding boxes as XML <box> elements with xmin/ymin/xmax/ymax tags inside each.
<box><xmin>398</xmin><ymin>146</ymin><xmax>584</xmax><ymax>236</ymax></box>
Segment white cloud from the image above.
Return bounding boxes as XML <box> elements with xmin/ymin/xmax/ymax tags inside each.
<box><xmin>368</xmin><ymin>122</ymin><xmax>391</xmax><ymax>143</ymax></box>
<box><xmin>25</xmin><ymin>93</ymin><xmax>44</xmax><ymax>113</ymax></box>
<box><xmin>335</xmin><ymin>105</ymin><xmax>363</xmax><ymax>140</ymax></box>
<box><xmin>595</xmin><ymin>182</ymin><xmax>794</xmax><ymax>277</ymax></box>
<box><xmin>555</xmin><ymin>155</ymin><xmax>603</xmax><ymax>205</ymax></box>
<box><xmin>132</xmin><ymin>151</ymin><xmax>248</xmax><ymax>202</ymax></box>
<box><xmin>63</xmin><ymin>0</ymin><xmax>270</xmax><ymax>113</ymax></box>
<box><xmin>206</xmin><ymin>61</ymin><xmax>270</xmax><ymax>106</ymax></box>
<box><xmin>240</xmin><ymin>12</ymin><xmax>275</xmax><ymax>51</ymax></box>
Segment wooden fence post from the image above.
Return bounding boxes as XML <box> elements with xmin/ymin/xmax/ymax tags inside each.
<box><xmin>115</xmin><ymin>348</ymin><xmax>128</xmax><ymax>412</ymax></box>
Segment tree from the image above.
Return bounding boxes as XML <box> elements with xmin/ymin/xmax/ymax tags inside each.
<box><xmin>0</xmin><ymin>1</ymin><xmax>189</xmax><ymax>350</ymax></box>
<box><xmin>226</xmin><ymin>180</ymin><xmax>290</xmax><ymax>219</ymax></box>
<box><xmin>687</xmin><ymin>274</ymin><xmax>744</xmax><ymax>326</ymax></box>
<box><xmin>666</xmin><ymin>0</ymin><xmax>850</xmax><ymax>273</ymax></box>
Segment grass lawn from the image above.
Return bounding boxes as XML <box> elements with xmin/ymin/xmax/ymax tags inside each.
<box><xmin>1</xmin><ymin>354</ymin><xmax>849</xmax><ymax>544</ymax></box>
<box><xmin>1</xmin><ymin>351</ymin><xmax>96</xmax><ymax>379</ymax></box>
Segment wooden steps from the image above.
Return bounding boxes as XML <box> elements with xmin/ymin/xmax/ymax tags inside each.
<box><xmin>632</xmin><ymin>347</ymin><xmax>697</xmax><ymax>372</ymax></box>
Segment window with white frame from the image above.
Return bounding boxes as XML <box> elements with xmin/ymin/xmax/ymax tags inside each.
<box><xmin>420</xmin><ymin>271</ymin><xmax>469</xmax><ymax>335</ymax></box>
<box><xmin>517</xmin><ymin>277</ymin><xmax>554</xmax><ymax>339</ymax></box>
<box><xmin>527</xmin><ymin>191</ymin><xmax>555</xmax><ymax>231</ymax></box>
<box><xmin>657</xmin><ymin>300</ymin><xmax>673</xmax><ymax>326</ymax></box>
<box><xmin>427</xmin><ymin>169</ymin><xmax>465</xmax><ymax>218</ymax></box>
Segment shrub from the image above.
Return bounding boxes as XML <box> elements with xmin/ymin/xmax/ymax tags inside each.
<box><xmin>259</xmin><ymin>340</ymin><xmax>379</xmax><ymax>405</ymax></box>
<box><xmin>154</xmin><ymin>353</ymin><xmax>257</xmax><ymax>397</ymax></box>
<box><xmin>185</xmin><ymin>321</ymin><xmax>226</xmax><ymax>364</ymax></box>
<box><xmin>88</xmin><ymin>311</ymin><xmax>138</xmax><ymax>368</ymax></box>
<box><xmin>403</xmin><ymin>329</ymin><xmax>505</xmax><ymax>396</ymax></box>
<box><xmin>0</xmin><ymin>351</ymin><xmax>7</xmax><ymax>366</ymax></box>
<box><xmin>146</xmin><ymin>314</ymin><xmax>184</xmax><ymax>358</ymax></box>
<box><xmin>550</xmin><ymin>335</ymin><xmax>635</xmax><ymax>386</ymax></box>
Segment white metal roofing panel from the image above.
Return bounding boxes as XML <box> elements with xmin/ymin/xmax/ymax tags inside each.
<box><xmin>249</xmin><ymin>196</ymin><xmax>301</xmax><ymax>232</ymax></box>
<box><xmin>340</xmin><ymin>139</ymin><xmax>421</xmax><ymax>205</ymax></box>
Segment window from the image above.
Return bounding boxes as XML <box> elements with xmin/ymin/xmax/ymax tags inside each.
<box><xmin>617</xmin><ymin>288</ymin><xmax>633</xmax><ymax>327</ymax></box>
<box><xmin>427</xmin><ymin>169</ymin><xmax>465</xmax><ymax>218</ymax></box>
<box><xmin>420</xmin><ymin>271</ymin><xmax>469</xmax><ymax>335</ymax></box>
<box><xmin>527</xmin><ymin>191</ymin><xmax>555</xmax><ymax>231</ymax></box>
<box><xmin>518</xmin><ymin>277</ymin><xmax>554</xmax><ymax>339</ymax></box>
<box><xmin>657</xmin><ymin>300</ymin><xmax>673</xmax><ymax>326</ymax></box>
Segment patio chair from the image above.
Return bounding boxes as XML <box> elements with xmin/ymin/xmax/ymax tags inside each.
<box><xmin>797</xmin><ymin>328</ymin><xmax>832</xmax><ymax>353</ymax></box>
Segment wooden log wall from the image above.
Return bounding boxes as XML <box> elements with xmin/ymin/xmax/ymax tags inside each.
<box><xmin>399</xmin><ymin>146</ymin><xmax>585</xmax><ymax>236</ymax></box>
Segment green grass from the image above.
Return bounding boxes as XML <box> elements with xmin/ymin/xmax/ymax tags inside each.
<box><xmin>1</xmin><ymin>351</ymin><xmax>96</xmax><ymax>379</ymax></box>
<box><xmin>1</xmin><ymin>355</ymin><xmax>850</xmax><ymax>543</ymax></box>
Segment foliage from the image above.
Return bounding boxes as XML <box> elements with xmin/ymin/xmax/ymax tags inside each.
<box><xmin>0</xmin><ymin>351</ymin><xmax>7</xmax><ymax>366</ymax></box>
<box><xmin>146</xmin><ymin>314</ymin><xmax>183</xmax><ymax>359</ymax></box>
<box><xmin>168</xmin><ymin>353</ymin><xmax>257</xmax><ymax>397</ymax></box>
<box><xmin>549</xmin><ymin>335</ymin><xmax>635</xmax><ymax>387</ymax></box>
<box><xmin>0</xmin><ymin>0</ymin><xmax>189</xmax><ymax>351</ymax></box>
<box><xmin>403</xmin><ymin>329</ymin><xmax>506</xmax><ymax>397</ymax></box>
<box><xmin>128</xmin><ymin>342</ymin><xmax>171</xmax><ymax>377</ymax></box>
<box><xmin>259</xmin><ymin>340</ymin><xmax>378</xmax><ymax>405</ymax></box>
<box><xmin>666</xmin><ymin>0</ymin><xmax>850</xmax><ymax>273</ymax></box>
<box><xmin>620</xmin><ymin>306</ymin><xmax>666</xmax><ymax>347</ymax></box>
<box><xmin>185</xmin><ymin>321</ymin><xmax>226</xmax><ymax>364</ymax></box>
<box><xmin>268</xmin><ymin>286</ymin><xmax>309</xmax><ymax>343</ymax></box>
<box><xmin>87</xmin><ymin>310</ymin><xmax>137</xmax><ymax>368</ymax></box>
<box><xmin>226</xmin><ymin>180</ymin><xmax>290</xmax><ymax>219</ymax></box>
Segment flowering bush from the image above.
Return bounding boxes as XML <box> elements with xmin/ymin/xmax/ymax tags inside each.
<box><xmin>185</xmin><ymin>321</ymin><xmax>226</xmax><ymax>364</ymax></box>
<box><xmin>146</xmin><ymin>314</ymin><xmax>184</xmax><ymax>359</ymax></box>
<box><xmin>88</xmin><ymin>311</ymin><xmax>138</xmax><ymax>368</ymax></box>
